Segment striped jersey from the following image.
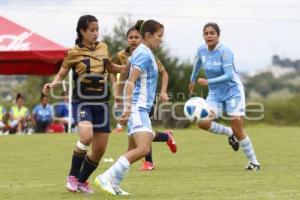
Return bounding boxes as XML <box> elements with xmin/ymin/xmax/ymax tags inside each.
<box><xmin>129</xmin><ymin>44</ymin><xmax>158</xmax><ymax>112</ymax></box>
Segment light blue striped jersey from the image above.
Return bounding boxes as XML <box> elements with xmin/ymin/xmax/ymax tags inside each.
<box><xmin>129</xmin><ymin>44</ymin><xmax>158</xmax><ymax>112</ymax></box>
<box><xmin>190</xmin><ymin>43</ymin><xmax>244</xmax><ymax>101</ymax></box>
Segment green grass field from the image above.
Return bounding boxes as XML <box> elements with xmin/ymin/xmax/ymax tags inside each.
<box><xmin>0</xmin><ymin>125</ymin><xmax>299</xmax><ymax>200</ymax></box>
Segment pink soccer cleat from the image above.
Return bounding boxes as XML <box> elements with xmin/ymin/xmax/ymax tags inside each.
<box><xmin>78</xmin><ymin>181</ymin><xmax>94</xmax><ymax>194</ymax></box>
<box><xmin>66</xmin><ymin>175</ymin><xmax>78</xmax><ymax>192</ymax></box>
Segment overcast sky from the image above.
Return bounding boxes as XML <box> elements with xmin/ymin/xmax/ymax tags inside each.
<box><xmin>1</xmin><ymin>0</ymin><xmax>300</xmax><ymax>72</ymax></box>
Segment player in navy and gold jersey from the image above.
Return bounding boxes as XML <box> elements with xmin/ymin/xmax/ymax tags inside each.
<box><xmin>43</xmin><ymin>15</ymin><xmax>128</xmax><ymax>193</ymax></box>
<box><xmin>111</xmin><ymin>27</ymin><xmax>177</xmax><ymax>171</ymax></box>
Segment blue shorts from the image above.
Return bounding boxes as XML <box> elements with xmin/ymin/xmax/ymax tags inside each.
<box><xmin>127</xmin><ymin>108</ymin><xmax>154</xmax><ymax>136</ymax></box>
<box><xmin>72</xmin><ymin>101</ymin><xmax>111</xmax><ymax>133</ymax></box>
<box><xmin>206</xmin><ymin>93</ymin><xmax>245</xmax><ymax>118</ymax></box>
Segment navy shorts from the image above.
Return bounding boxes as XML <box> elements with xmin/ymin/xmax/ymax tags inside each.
<box><xmin>72</xmin><ymin>101</ymin><xmax>111</xmax><ymax>133</ymax></box>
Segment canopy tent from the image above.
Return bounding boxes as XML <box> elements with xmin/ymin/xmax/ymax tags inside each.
<box><xmin>0</xmin><ymin>15</ymin><xmax>67</xmax><ymax>75</ymax></box>
<box><xmin>0</xmin><ymin>16</ymin><xmax>73</xmax><ymax>133</ymax></box>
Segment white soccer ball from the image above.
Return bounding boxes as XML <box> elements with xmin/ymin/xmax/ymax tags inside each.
<box><xmin>183</xmin><ymin>97</ymin><xmax>210</xmax><ymax>123</ymax></box>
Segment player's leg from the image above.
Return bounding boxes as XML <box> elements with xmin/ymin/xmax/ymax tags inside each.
<box><xmin>153</xmin><ymin>130</ymin><xmax>177</xmax><ymax>152</ymax></box>
<box><xmin>140</xmin><ymin>145</ymin><xmax>155</xmax><ymax>171</ymax></box>
<box><xmin>77</xmin><ymin>103</ymin><xmax>111</xmax><ymax>193</ymax></box>
<box><xmin>95</xmin><ymin>132</ymin><xmax>152</xmax><ymax>195</ymax></box>
<box><xmin>198</xmin><ymin>99</ymin><xmax>239</xmax><ymax>151</ymax></box>
<box><xmin>231</xmin><ymin>116</ymin><xmax>260</xmax><ymax>170</ymax></box>
<box><xmin>95</xmin><ymin>110</ymin><xmax>153</xmax><ymax>195</ymax></box>
<box><xmin>77</xmin><ymin>132</ymin><xmax>109</xmax><ymax>193</ymax></box>
<box><xmin>226</xmin><ymin>95</ymin><xmax>260</xmax><ymax>170</ymax></box>
<box><xmin>67</xmin><ymin>103</ymin><xmax>93</xmax><ymax>192</ymax></box>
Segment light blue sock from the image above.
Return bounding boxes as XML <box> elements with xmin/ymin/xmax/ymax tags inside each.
<box><xmin>102</xmin><ymin>156</ymin><xmax>130</xmax><ymax>187</ymax></box>
<box><xmin>240</xmin><ymin>136</ymin><xmax>259</xmax><ymax>165</ymax></box>
<box><xmin>208</xmin><ymin>121</ymin><xmax>233</xmax><ymax>137</ymax></box>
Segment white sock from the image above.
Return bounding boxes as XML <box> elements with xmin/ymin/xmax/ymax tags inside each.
<box><xmin>208</xmin><ymin>122</ymin><xmax>233</xmax><ymax>137</ymax></box>
<box><xmin>117</xmin><ymin>123</ymin><xmax>123</xmax><ymax>129</ymax></box>
<box><xmin>240</xmin><ymin>136</ymin><xmax>259</xmax><ymax>165</ymax></box>
<box><xmin>102</xmin><ymin>156</ymin><xmax>130</xmax><ymax>187</ymax></box>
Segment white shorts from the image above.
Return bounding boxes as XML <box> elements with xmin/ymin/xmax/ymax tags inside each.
<box><xmin>127</xmin><ymin>109</ymin><xmax>154</xmax><ymax>136</ymax></box>
<box><xmin>206</xmin><ymin>94</ymin><xmax>245</xmax><ymax>118</ymax></box>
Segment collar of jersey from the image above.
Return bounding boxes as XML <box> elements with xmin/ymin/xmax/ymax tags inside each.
<box><xmin>206</xmin><ymin>42</ymin><xmax>221</xmax><ymax>52</ymax></box>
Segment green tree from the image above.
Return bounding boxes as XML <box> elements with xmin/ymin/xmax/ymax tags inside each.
<box><xmin>102</xmin><ymin>16</ymin><xmax>132</xmax><ymax>59</ymax></box>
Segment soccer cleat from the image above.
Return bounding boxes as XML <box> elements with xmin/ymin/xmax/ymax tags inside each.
<box><xmin>113</xmin><ymin>186</ymin><xmax>130</xmax><ymax>196</ymax></box>
<box><xmin>228</xmin><ymin>134</ymin><xmax>239</xmax><ymax>151</ymax></box>
<box><xmin>140</xmin><ymin>161</ymin><xmax>155</xmax><ymax>171</ymax></box>
<box><xmin>165</xmin><ymin>130</ymin><xmax>177</xmax><ymax>153</ymax></box>
<box><xmin>94</xmin><ymin>175</ymin><xmax>116</xmax><ymax>195</ymax></box>
<box><xmin>245</xmin><ymin>162</ymin><xmax>261</xmax><ymax>171</ymax></box>
<box><xmin>78</xmin><ymin>181</ymin><xmax>94</xmax><ymax>194</ymax></box>
<box><xmin>66</xmin><ymin>175</ymin><xmax>78</xmax><ymax>192</ymax></box>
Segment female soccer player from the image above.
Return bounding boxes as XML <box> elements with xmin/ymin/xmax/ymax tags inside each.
<box><xmin>112</xmin><ymin>27</ymin><xmax>177</xmax><ymax>171</ymax></box>
<box><xmin>95</xmin><ymin>19</ymin><xmax>164</xmax><ymax>195</ymax></box>
<box><xmin>188</xmin><ymin>22</ymin><xmax>260</xmax><ymax>171</ymax></box>
<box><xmin>43</xmin><ymin>15</ymin><xmax>127</xmax><ymax>193</ymax></box>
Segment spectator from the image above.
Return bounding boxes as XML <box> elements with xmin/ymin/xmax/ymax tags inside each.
<box><xmin>8</xmin><ymin>93</ymin><xmax>30</xmax><ymax>134</ymax></box>
<box><xmin>53</xmin><ymin>91</ymin><xmax>74</xmax><ymax>132</ymax></box>
<box><xmin>32</xmin><ymin>93</ymin><xmax>53</xmax><ymax>133</ymax></box>
<box><xmin>0</xmin><ymin>104</ymin><xmax>9</xmax><ymax>134</ymax></box>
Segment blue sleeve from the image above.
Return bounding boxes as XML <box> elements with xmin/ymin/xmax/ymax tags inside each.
<box><xmin>207</xmin><ymin>66</ymin><xmax>234</xmax><ymax>84</ymax></box>
<box><xmin>190</xmin><ymin>49</ymin><xmax>203</xmax><ymax>83</ymax></box>
<box><xmin>130</xmin><ymin>52</ymin><xmax>151</xmax><ymax>72</ymax></box>
<box><xmin>207</xmin><ymin>48</ymin><xmax>234</xmax><ymax>84</ymax></box>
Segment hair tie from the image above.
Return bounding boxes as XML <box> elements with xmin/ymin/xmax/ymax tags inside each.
<box><xmin>140</xmin><ymin>20</ymin><xmax>147</xmax><ymax>34</ymax></box>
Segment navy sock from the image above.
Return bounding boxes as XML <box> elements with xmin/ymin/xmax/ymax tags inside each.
<box><xmin>69</xmin><ymin>151</ymin><xmax>86</xmax><ymax>177</ymax></box>
<box><xmin>153</xmin><ymin>131</ymin><xmax>169</xmax><ymax>142</ymax></box>
<box><xmin>78</xmin><ymin>156</ymin><xmax>98</xmax><ymax>183</ymax></box>
<box><xmin>145</xmin><ymin>147</ymin><xmax>153</xmax><ymax>163</ymax></box>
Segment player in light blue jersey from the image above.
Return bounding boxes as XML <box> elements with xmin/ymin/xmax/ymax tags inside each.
<box><xmin>189</xmin><ymin>22</ymin><xmax>260</xmax><ymax>171</ymax></box>
<box><xmin>95</xmin><ymin>19</ymin><xmax>164</xmax><ymax>195</ymax></box>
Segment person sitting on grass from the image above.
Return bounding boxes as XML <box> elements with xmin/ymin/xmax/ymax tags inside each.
<box><xmin>32</xmin><ymin>93</ymin><xmax>54</xmax><ymax>133</ymax></box>
<box><xmin>8</xmin><ymin>93</ymin><xmax>30</xmax><ymax>134</ymax></box>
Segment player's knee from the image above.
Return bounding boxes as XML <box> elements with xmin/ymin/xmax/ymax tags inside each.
<box><xmin>197</xmin><ymin>120</ymin><xmax>211</xmax><ymax>130</ymax></box>
<box><xmin>76</xmin><ymin>140</ymin><xmax>90</xmax><ymax>151</ymax></box>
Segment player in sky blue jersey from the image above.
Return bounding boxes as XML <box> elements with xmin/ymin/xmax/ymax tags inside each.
<box><xmin>95</xmin><ymin>19</ymin><xmax>164</xmax><ymax>196</ymax></box>
<box><xmin>189</xmin><ymin>22</ymin><xmax>260</xmax><ymax>171</ymax></box>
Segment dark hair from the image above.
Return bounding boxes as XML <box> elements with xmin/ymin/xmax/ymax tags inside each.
<box><xmin>40</xmin><ymin>93</ymin><xmax>47</xmax><ymax>100</ymax></box>
<box><xmin>203</xmin><ymin>22</ymin><xmax>221</xmax><ymax>36</ymax></box>
<box><xmin>75</xmin><ymin>15</ymin><xmax>98</xmax><ymax>45</ymax></box>
<box><xmin>126</xmin><ymin>26</ymin><xmax>139</xmax><ymax>37</ymax></box>
<box><xmin>16</xmin><ymin>93</ymin><xmax>24</xmax><ymax>101</ymax></box>
<box><xmin>135</xmin><ymin>19</ymin><xmax>164</xmax><ymax>39</ymax></box>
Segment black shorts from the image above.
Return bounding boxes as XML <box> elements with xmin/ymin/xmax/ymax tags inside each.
<box><xmin>72</xmin><ymin>101</ymin><xmax>111</xmax><ymax>133</ymax></box>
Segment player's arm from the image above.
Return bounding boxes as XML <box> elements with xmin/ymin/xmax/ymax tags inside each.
<box><xmin>197</xmin><ymin>49</ymin><xmax>234</xmax><ymax>86</ymax></box>
<box><xmin>114</xmin><ymin>71</ymin><xmax>129</xmax><ymax>108</ymax></box>
<box><xmin>43</xmin><ymin>67</ymin><xmax>70</xmax><ymax>94</ymax></box>
<box><xmin>107</xmin><ymin>61</ymin><xmax>129</xmax><ymax>74</ymax></box>
<box><xmin>110</xmin><ymin>73</ymin><xmax>118</xmax><ymax>99</ymax></box>
<box><xmin>118</xmin><ymin>67</ymin><xmax>140</xmax><ymax>126</ymax></box>
<box><xmin>189</xmin><ymin>55</ymin><xmax>202</xmax><ymax>94</ymax></box>
<box><xmin>159</xmin><ymin>69</ymin><xmax>169</xmax><ymax>102</ymax></box>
